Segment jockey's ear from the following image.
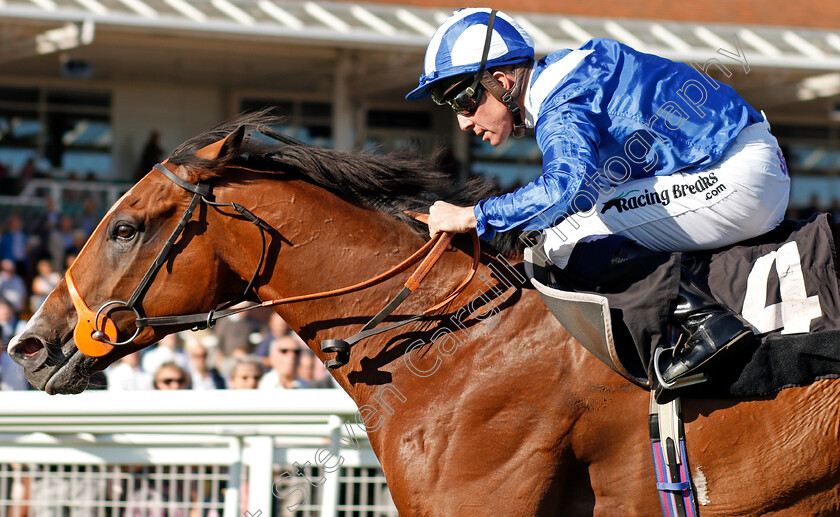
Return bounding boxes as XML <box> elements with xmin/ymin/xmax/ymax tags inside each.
<box><xmin>194</xmin><ymin>125</ymin><xmax>245</xmax><ymax>161</ymax></box>
<box><xmin>491</xmin><ymin>70</ymin><xmax>514</xmax><ymax>90</ymax></box>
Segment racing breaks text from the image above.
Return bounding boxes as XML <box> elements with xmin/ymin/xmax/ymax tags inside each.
<box><xmin>601</xmin><ymin>172</ymin><xmax>722</xmax><ymax>214</ymax></box>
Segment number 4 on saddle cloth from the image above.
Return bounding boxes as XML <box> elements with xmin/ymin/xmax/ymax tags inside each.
<box><xmin>524</xmin><ymin>213</ymin><xmax>840</xmax><ymax>402</ymax></box>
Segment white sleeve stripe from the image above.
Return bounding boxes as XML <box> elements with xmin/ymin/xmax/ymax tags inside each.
<box><xmin>525</xmin><ymin>49</ymin><xmax>593</xmax><ymax>127</ymax></box>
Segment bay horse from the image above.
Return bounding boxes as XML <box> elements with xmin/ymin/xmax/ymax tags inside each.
<box><xmin>9</xmin><ymin>112</ymin><xmax>840</xmax><ymax>516</ymax></box>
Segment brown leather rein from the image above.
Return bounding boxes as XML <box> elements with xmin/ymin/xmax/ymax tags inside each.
<box><xmin>66</xmin><ymin>162</ymin><xmax>480</xmax><ymax>368</ymax></box>
<box><xmin>260</xmin><ymin>223</ymin><xmax>479</xmax><ymax>314</ymax></box>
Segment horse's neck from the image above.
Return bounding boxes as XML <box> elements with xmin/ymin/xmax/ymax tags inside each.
<box><xmin>225</xmin><ymin>176</ymin><xmax>441</xmax><ymax>333</ymax></box>
<box><xmin>222</xmin><ymin>178</ymin><xmax>607</xmax><ymax>413</ymax></box>
<box><xmin>254</xmin><ymin>182</ymin><xmax>427</xmax><ymax>300</ymax></box>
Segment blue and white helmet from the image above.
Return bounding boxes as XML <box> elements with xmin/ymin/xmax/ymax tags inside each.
<box><xmin>406</xmin><ymin>8</ymin><xmax>534</xmax><ymax>101</ymax></box>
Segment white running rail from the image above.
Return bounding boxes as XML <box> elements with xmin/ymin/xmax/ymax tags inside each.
<box><xmin>0</xmin><ymin>390</ymin><xmax>396</xmax><ymax>517</ymax></box>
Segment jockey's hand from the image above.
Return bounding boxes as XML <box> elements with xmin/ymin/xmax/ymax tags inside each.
<box><xmin>428</xmin><ymin>201</ymin><xmax>477</xmax><ymax>237</ymax></box>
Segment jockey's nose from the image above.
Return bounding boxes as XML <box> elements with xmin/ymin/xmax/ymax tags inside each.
<box><xmin>456</xmin><ymin>114</ymin><xmax>474</xmax><ymax>132</ymax></box>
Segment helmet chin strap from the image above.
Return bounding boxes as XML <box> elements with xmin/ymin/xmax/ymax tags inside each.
<box><xmin>480</xmin><ymin>60</ymin><xmax>532</xmax><ymax>138</ymax></box>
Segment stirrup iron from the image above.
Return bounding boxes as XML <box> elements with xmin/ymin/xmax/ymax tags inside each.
<box><xmin>653</xmin><ymin>346</ymin><xmax>707</xmax><ymax>390</ymax></box>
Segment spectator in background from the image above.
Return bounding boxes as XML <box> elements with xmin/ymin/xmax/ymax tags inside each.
<box><xmin>29</xmin><ymin>258</ymin><xmax>60</xmax><ymax>312</ymax></box>
<box><xmin>78</xmin><ymin>197</ymin><xmax>100</xmax><ymax>237</ymax></box>
<box><xmin>71</xmin><ymin>228</ymin><xmax>87</xmax><ymax>256</ymax></box>
<box><xmin>32</xmin><ymin>197</ymin><xmax>60</xmax><ymax>259</ymax></box>
<box><xmin>256</xmin><ymin>313</ymin><xmax>293</xmax><ymax>366</ymax></box>
<box><xmin>142</xmin><ymin>333</ymin><xmax>189</xmax><ymax>375</ymax></box>
<box><xmin>106</xmin><ymin>351</ymin><xmax>152</xmax><ymax>390</ymax></box>
<box><xmin>16</xmin><ymin>158</ymin><xmax>39</xmax><ymax>194</ymax></box>
<box><xmin>831</xmin><ymin>198</ymin><xmax>840</xmax><ymax>223</ymax></box>
<box><xmin>212</xmin><ymin>304</ymin><xmax>265</xmax><ymax>358</ymax></box>
<box><xmin>64</xmin><ymin>252</ymin><xmax>77</xmax><ymax>272</ymax></box>
<box><xmin>258</xmin><ymin>335</ymin><xmax>307</xmax><ymax>390</ymax></box>
<box><xmin>0</xmin><ymin>161</ymin><xmax>13</xmax><ymax>195</ymax></box>
<box><xmin>297</xmin><ymin>349</ymin><xmax>334</xmax><ymax>388</ymax></box>
<box><xmin>804</xmin><ymin>194</ymin><xmax>821</xmax><ymax>219</ymax></box>
<box><xmin>47</xmin><ymin>215</ymin><xmax>76</xmax><ymax>273</ymax></box>
<box><xmin>228</xmin><ymin>356</ymin><xmax>264</xmax><ymax>390</ymax></box>
<box><xmin>0</xmin><ymin>297</ymin><xmax>28</xmax><ymax>390</ymax></box>
<box><xmin>219</xmin><ymin>343</ymin><xmax>252</xmax><ymax>378</ymax></box>
<box><xmin>43</xmin><ymin>196</ymin><xmax>60</xmax><ymax>230</ymax></box>
<box><xmin>0</xmin><ymin>214</ymin><xmax>29</xmax><ymax>276</ymax></box>
<box><xmin>136</xmin><ymin>130</ymin><xmax>163</xmax><ymax>183</ymax></box>
<box><xmin>153</xmin><ymin>362</ymin><xmax>191</xmax><ymax>390</ymax></box>
<box><xmin>0</xmin><ymin>259</ymin><xmax>27</xmax><ymax>313</ymax></box>
<box><xmin>185</xmin><ymin>338</ymin><xmax>225</xmax><ymax>390</ymax></box>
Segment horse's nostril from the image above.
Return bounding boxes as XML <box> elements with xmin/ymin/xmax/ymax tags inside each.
<box><xmin>13</xmin><ymin>337</ymin><xmax>45</xmax><ymax>360</ymax></box>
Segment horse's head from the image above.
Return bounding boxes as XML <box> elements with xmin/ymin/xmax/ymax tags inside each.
<box><xmin>9</xmin><ymin>129</ymin><xmax>248</xmax><ymax>394</ymax></box>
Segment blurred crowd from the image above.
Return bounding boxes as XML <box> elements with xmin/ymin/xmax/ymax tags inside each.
<box><xmin>786</xmin><ymin>194</ymin><xmax>840</xmax><ymax>222</ymax></box>
<box><xmin>2</xmin><ymin>289</ymin><xmax>336</xmax><ymax>391</ymax></box>
<box><xmin>101</xmin><ymin>311</ymin><xmax>337</xmax><ymax>392</ymax></box>
<box><xmin>2</xmin><ymin>284</ymin><xmax>336</xmax><ymax>391</ymax></box>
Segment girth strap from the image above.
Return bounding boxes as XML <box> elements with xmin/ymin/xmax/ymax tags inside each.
<box><xmin>649</xmin><ymin>393</ymin><xmax>699</xmax><ymax>517</ymax></box>
<box><xmin>657</xmin><ymin>481</ymin><xmax>692</xmax><ymax>492</ymax></box>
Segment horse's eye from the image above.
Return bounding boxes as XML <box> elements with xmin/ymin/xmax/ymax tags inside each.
<box><xmin>115</xmin><ymin>223</ymin><xmax>136</xmax><ymax>241</ymax></box>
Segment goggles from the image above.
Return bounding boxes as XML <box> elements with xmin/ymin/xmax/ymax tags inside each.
<box><xmin>431</xmin><ymin>75</ymin><xmax>485</xmax><ymax>115</ymax></box>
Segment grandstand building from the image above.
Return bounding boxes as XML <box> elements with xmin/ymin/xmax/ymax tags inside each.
<box><xmin>1</xmin><ymin>0</ymin><xmax>839</xmax><ymax>206</ymax></box>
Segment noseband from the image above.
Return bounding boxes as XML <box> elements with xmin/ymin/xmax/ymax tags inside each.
<box><xmin>66</xmin><ymin>161</ymin><xmax>479</xmax><ymax>367</ymax></box>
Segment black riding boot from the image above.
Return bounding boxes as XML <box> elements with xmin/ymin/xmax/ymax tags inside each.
<box><xmin>658</xmin><ymin>268</ymin><xmax>754</xmax><ymax>383</ymax></box>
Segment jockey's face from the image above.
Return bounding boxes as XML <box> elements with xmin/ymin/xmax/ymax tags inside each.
<box><xmin>455</xmin><ymin>71</ymin><xmax>515</xmax><ymax>147</ymax></box>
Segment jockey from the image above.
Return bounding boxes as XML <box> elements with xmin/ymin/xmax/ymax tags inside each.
<box><xmin>406</xmin><ymin>8</ymin><xmax>790</xmax><ymax>385</ymax></box>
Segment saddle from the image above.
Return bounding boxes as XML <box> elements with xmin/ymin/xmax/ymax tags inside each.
<box><xmin>525</xmin><ymin>245</ymin><xmax>648</xmax><ymax>386</ymax></box>
<box><xmin>526</xmin><ymin>213</ymin><xmax>840</xmax><ymax>399</ymax></box>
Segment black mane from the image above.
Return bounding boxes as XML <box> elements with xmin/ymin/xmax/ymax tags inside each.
<box><xmin>167</xmin><ymin>110</ymin><xmax>523</xmax><ymax>255</ymax></box>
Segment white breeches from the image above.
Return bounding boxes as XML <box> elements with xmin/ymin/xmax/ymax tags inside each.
<box><xmin>544</xmin><ymin>118</ymin><xmax>790</xmax><ymax>268</ymax></box>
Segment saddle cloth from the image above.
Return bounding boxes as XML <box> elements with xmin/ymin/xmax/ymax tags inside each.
<box><xmin>528</xmin><ymin>213</ymin><xmax>840</xmax><ymax>398</ymax></box>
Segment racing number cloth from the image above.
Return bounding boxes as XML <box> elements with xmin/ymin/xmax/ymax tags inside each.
<box><xmin>687</xmin><ymin>213</ymin><xmax>840</xmax><ymax>397</ymax></box>
<box><xmin>707</xmin><ymin>213</ymin><xmax>840</xmax><ymax>337</ymax></box>
<box><xmin>556</xmin><ymin>213</ymin><xmax>840</xmax><ymax>397</ymax></box>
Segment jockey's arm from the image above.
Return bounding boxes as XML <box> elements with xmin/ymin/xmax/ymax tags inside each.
<box><xmin>471</xmin><ymin>103</ymin><xmax>602</xmax><ymax>240</ymax></box>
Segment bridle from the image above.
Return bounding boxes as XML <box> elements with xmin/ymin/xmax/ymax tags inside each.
<box><xmin>65</xmin><ymin>160</ymin><xmax>479</xmax><ymax>368</ymax></box>
<box><xmin>65</xmin><ymin>161</ymin><xmax>270</xmax><ymax>357</ymax></box>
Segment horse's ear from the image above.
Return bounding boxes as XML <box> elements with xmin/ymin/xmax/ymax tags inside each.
<box><xmin>194</xmin><ymin>126</ymin><xmax>245</xmax><ymax>161</ymax></box>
